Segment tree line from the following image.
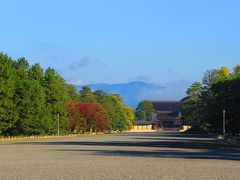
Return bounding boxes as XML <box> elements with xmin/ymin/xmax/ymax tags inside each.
<box><xmin>68</xmin><ymin>86</ymin><xmax>135</xmax><ymax>133</ymax></box>
<box><xmin>181</xmin><ymin>65</ymin><xmax>240</xmax><ymax>135</ymax></box>
<box><xmin>0</xmin><ymin>53</ymin><xmax>134</xmax><ymax>136</ymax></box>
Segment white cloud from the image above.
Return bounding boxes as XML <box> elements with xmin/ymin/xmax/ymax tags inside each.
<box><xmin>68</xmin><ymin>57</ymin><xmax>105</xmax><ymax>71</ymax></box>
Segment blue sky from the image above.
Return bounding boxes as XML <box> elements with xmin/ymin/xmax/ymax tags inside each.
<box><xmin>1</xmin><ymin>0</ymin><xmax>240</xmax><ymax>97</ymax></box>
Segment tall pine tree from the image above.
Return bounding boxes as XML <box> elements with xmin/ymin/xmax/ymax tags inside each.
<box><xmin>0</xmin><ymin>53</ymin><xmax>18</xmax><ymax>135</ymax></box>
<box><xmin>43</xmin><ymin>68</ymin><xmax>70</xmax><ymax>134</ymax></box>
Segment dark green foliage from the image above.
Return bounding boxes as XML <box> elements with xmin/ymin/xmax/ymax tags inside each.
<box><xmin>13</xmin><ymin>59</ymin><xmax>51</xmax><ymax>135</ymax></box>
<box><xmin>79</xmin><ymin>86</ymin><xmax>97</xmax><ymax>103</ymax></box>
<box><xmin>182</xmin><ymin>65</ymin><xmax>240</xmax><ymax>135</ymax></box>
<box><xmin>206</xmin><ymin>79</ymin><xmax>240</xmax><ymax>134</ymax></box>
<box><xmin>135</xmin><ymin>100</ymin><xmax>155</xmax><ymax>121</ymax></box>
<box><xmin>28</xmin><ymin>63</ymin><xmax>44</xmax><ymax>82</ymax></box>
<box><xmin>0</xmin><ymin>52</ymin><xmax>81</xmax><ymax>136</ymax></box>
<box><xmin>93</xmin><ymin>90</ymin><xmax>107</xmax><ymax>103</ymax></box>
<box><xmin>0</xmin><ymin>53</ymin><xmax>18</xmax><ymax>135</ymax></box>
<box><xmin>43</xmin><ymin>68</ymin><xmax>70</xmax><ymax>134</ymax></box>
<box><xmin>67</xmin><ymin>84</ymin><xmax>81</xmax><ymax>102</ymax></box>
<box><xmin>16</xmin><ymin>79</ymin><xmax>47</xmax><ymax>135</ymax></box>
<box><xmin>181</xmin><ymin>82</ymin><xmax>205</xmax><ymax>127</ymax></box>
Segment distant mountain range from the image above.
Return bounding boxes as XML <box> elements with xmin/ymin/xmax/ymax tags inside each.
<box><xmin>75</xmin><ymin>81</ymin><xmax>166</xmax><ymax>108</ymax></box>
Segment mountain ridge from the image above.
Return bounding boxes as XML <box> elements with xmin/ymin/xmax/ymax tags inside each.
<box><xmin>75</xmin><ymin>81</ymin><xmax>166</xmax><ymax>108</ymax></box>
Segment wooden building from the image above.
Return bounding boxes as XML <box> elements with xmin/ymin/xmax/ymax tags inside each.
<box><xmin>130</xmin><ymin>100</ymin><xmax>183</xmax><ymax>132</ymax></box>
<box><xmin>151</xmin><ymin>101</ymin><xmax>182</xmax><ymax>131</ymax></box>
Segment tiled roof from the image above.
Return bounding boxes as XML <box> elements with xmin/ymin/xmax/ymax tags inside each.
<box><xmin>151</xmin><ymin>101</ymin><xmax>181</xmax><ymax>112</ymax></box>
<box><xmin>157</xmin><ymin>112</ymin><xmax>179</xmax><ymax>120</ymax></box>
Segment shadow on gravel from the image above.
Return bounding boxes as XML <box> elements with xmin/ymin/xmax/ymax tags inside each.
<box><xmin>111</xmin><ymin>132</ymin><xmax>214</xmax><ymax>138</ymax></box>
<box><xmin>11</xmin><ymin>133</ymin><xmax>240</xmax><ymax>161</ymax></box>
<box><xmin>56</xmin><ymin>148</ymin><xmax>240</xmax><ymax>161</ymax></box>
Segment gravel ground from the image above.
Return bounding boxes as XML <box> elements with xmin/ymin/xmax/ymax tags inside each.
<box><xmin>0</xmin><ymin>132</ymin><xmax>239</xmax><ymax>180</ymax></box>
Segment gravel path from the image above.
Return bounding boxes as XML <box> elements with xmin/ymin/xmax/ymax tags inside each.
<box><xmin>0</xmin><ymin>132</ymin><xmax>239</xmax><ymax>180</ymax></box>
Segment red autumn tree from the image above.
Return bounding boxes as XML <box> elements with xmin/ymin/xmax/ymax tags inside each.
<box><xmin>67</xmin><ymin>103</ymin><xmax>88</xmax><ymax>133</ymax></box>
<box><xmin>67</xmin><ymin>102</ymin><xmax>109</xmax><ymax>133</ymax></box>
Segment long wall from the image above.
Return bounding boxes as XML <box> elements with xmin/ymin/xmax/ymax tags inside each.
<box><xmin>130</xmin><ymin>125</ymin><xmax>156</xmax><ymax>132</ymax></box>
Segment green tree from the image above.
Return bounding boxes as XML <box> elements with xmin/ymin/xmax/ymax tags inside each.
<box><xmin>206</xmin><ymin>78</ymin><xmax>240</xmax><ymax>134</ymax></box>
<box><xmin>202</xmin><ymin>69</ymin><xmax>219</xmax><ymax>88</ymax></box>
<box><xmin>12</xmin><ymin>58</ymin><xmax>30</xmax><ymax>134</ymax></box>
<box><xmin>94</xmin><ymin>90</ymin><xmax>107</xmax><ymax>103</ymax></box>
<box><xmin>43</xmin><ymin>68</ymin><xmax>70</xmax><ymax>134</ymax></box>
<box><xmin>79</xmin><ymin>86</ymin><xmax>97</xmax><ymax>103</ymax></box>
<box><xmin>233</xmin><ymin>64</ymin><xmax>240</xmax><ymax>78</ymax></box>
<box><xmin>135</xmin><ymin>100</ymin><xmax>155</xmax><ymax>121</ymax></box>
<box><xmin>13</xmin><ymin>59</ymin><xmax>49</xmax><ymax>135</ymax></box>
<box><xmin>181</xmin><ymin>82</ymin><xmax>205</xmax><ymax>128</ymax></box>
<box><xmin>29</xmin><ymin>64</ymin><xmax>54</xmax><ymax>134</ymax></box>
<box><xmin>0</xmin><ymin>53</ymin><xmax>18</xmax><ymax>135</ymax></box>
<box><xmin>218</xmin><ymin>66</ymin><xmax>230</xmax><ymax>80</ymax></box>
<box><xmin>99</xmin><ymin>94</ymin><xmax>126</xmax><ymax>131</ymax></box>
<box><xmin>182</xmin><ymin>66</ymin><xmax>240</xmax><ymax>134</ymax></box>
<box><xmin>67</xmin><ymin>84</ymin><xmax>80</xmax><ymax>102</ymax></box>
<box><xmin>17</xmin><ymin>79</ymin><xmax>47</xmax><ymax>135</ymax></box>
<box><xmin>28</xmin><ymin>63</ymin><xmax>44</xmax><ymax>82</ymax></box>
<box><xmin>123</xmin><ymin>106</ymin><xmax>135</xmax><ymax>130</ymax></box>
